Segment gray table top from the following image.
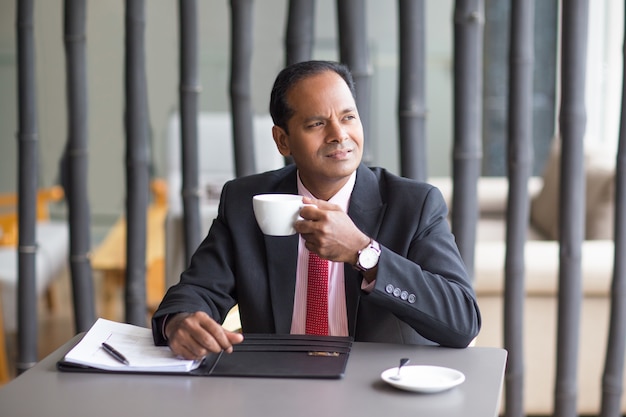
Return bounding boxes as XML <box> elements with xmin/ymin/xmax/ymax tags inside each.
<box><xmin>0</xmin><ymin>335</ymin><xmax>506</xmax><ymax>417</ymax></box>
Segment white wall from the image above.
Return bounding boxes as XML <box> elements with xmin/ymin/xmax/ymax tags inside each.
<box><xmin>585</xmin><ymin>0</ymin><xmax>623</xmax><ymax>149</ymax></box>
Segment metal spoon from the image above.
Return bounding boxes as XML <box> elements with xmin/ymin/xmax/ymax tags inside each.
<box><xmin>390</xmin><ymin>357</ymin><xmax>410</xmax><ymax>380</ymax></box>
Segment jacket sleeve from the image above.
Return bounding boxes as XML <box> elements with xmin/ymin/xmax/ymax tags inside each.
<box><xmin>365</xmin><ymin>185</ymin><xmax>481</xmax><ymax>348</ymax></box>
<box><xmin>151</xmin><ymin>185</ymin><xmax>240</xmax><ymax>344</ymax></box>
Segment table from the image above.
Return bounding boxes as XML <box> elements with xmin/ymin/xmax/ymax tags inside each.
<box><xmin>0</xmin><ymin>335</ymin><xmax>506</xmax><ymax>417</ymax></box>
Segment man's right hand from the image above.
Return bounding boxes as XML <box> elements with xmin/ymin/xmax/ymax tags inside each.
<box><xmin>164</xmin><ymin>311</ymin><xmax>244</xmax><ymax>360</ymax></box>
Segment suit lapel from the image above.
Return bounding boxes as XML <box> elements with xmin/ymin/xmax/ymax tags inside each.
<box><xmin>266</xmin><ymin>234</ymin><xmax>299</xmax><ymax>333</ymax></box>
<box><xmin>344</xmin><ymin>165</ymin><xmax>386</xmax><ymax>336</ymax></box>
<box><xmin>348</xmin><ymin>165</ymin><xmax>386</xmax><ymax>240</ymax></box>
<box><xmin>264</xmin><ymin>170</ymin><xmax>299</xmax><ymax>333</ymax></box>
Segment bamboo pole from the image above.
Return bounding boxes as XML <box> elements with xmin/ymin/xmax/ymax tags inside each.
<box><xmin>178</xmin><ymin>0</ymin><xmax>202</xmax><ymax>264</ymax></box>
<box><xmin>599</xmin><ymin>5</ymin><xmax>626</xmax><ymax>415</ymax></box>
<box><xmin>503</xmin><ymin>1</ymin><xmax>534</xmax><ymax>416</ymax></box>
<box><xmin>63</xmin><ymin>0</ymin><xmax>96</xmax><ymax>333</ymax></box>
<box><xmin>285</xmin><ymin>0</ymin><xmax>315</xmax><ymax>65</ymax></box>
<box><xmin>336</xmin><ymin>0</ymin><xmax>372</xmax><ymax>163</ymax></box>
<box><xmin>281</xmin><ymin>0</ymin><xmax>316</xmax><ymax>166</ymax></box>
<box><xmin>15</xmin><ymin>0</ymin><xmax>39</xmax><ymax>374</ymax></box>
<box><xmin>229</xmin><ymin>0</ymin><xmax>256</xmax><ymax>178</ymax></box>
<box><xmin>554</xmin><ymin>2</ymin><xmax>588</xmax><ymax>416</ymax></box>
<box><xmin>452</xmin><ymin>0</ymin><xmax>484</xmax><ymax>278</ymax></box>
<box><xmin>397</xmin><ymin>0</ymin><xmax>427</xmax><ymax>181</ymax></box>
<box><xmin>124</xmin><ymin>0</ymin><xmax>150</xmax><ymax>326</ymax></box>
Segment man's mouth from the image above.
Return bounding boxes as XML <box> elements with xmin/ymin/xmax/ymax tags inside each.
<box><xmin>326</xmin><ymin>147</ymin><xmax>353</xmax><ymax>159</ymax></box>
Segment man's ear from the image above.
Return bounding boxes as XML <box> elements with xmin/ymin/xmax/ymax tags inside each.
<box><xmin>272</xmin><ymin>125</ymin><xmax>291</xmax><ymax>157</ymax></box>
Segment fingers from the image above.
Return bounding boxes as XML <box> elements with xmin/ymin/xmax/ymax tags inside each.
<box><xmin>302</xmin><ymin>196</ymin><xmax>336</xmax><ymax>211</ymax></box>
<box><xmin>297</xmin><ymin>197</ymin><xmax>370</xmax><ymax>262</ymax></box>
<box><xmin>226</xmin><ymin>331</ymin><xmax>245</xmax><ymax>350</ymax></box>
<box><xmin>166</xmin><ymin>311</ymin><xmax>244</xmax><ymax>360</ymax></box>
<box><xmin>297</xmin><ymin>199</ymin><xmax>336</xmax><ymax>226</ymax></box>
<box><xmin>301</xmin><ymin>196</ymin><xmax>318</xmax><ymax>206</ymax></box>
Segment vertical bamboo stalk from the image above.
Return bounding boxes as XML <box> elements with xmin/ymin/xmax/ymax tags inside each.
<box><xmin>63</xmin><ymin>0</ymin><xmax>96</xmax><ymax>333</ymax></box>
<box><xmin>397</xmin><ymin>0</ymin><xmax>427</xmax><ymax>181</ymax></box>
<box><xmin>282</xmin><ymin>0</ymin><xmax>316</xmax><ymax>166</ymax></box>
<box><xmin>554</xmin><ymin>1</ymin><xmax>588</xmax><ymax>416</ymax></box>
<box><xmin>229</xmin><ymin>0</ymin><xmax>256</xmax><ymax>178</ymax></box>
<box><xmin>124</xmin><ymin>0</ymin><xmax>150</xmax><ymax>326</ymax></box>
<box><xmin>503</xmin><ymin>1</ymin><xmax>534</xmax><ymax>416</ymax></box>
<box><xmin>336</xmin><ymin>0</ymin><xmax>372</xmax><ymax>163</ymax></box>
<box><xmin>285</xmin><ymin>0</ymin><xmax>315</xmax><ymax>65</ymax></box>
<box><xmin>179</xmin><ymin>0</ymin><xmax>202</xmax><ymax>264</ymax></box>
<box><xmin>599</xmin><ymin>5</ymin><xmax>626</xmax><ymax>416</ymax></box>
<box><xmin>452</xmin><ymin>0</ymin><xmax>484</xmax><ymax>278</ymax></box>
<box><xmin>15</xmin><ymin>0</ymin><xmax>39</xmax><ymax>374</ymax></box>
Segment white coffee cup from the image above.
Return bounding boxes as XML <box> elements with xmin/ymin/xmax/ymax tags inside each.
<box><xmin>253</xmin><ymin>194</ymin><xmax>306</xmax><ymax>236</ymax></box>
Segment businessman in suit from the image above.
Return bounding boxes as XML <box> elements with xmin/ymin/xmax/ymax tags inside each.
<box><xmin>152</xmin><ymin>60</ymin><xmax>481</xmax><ymax>359</ymax></box>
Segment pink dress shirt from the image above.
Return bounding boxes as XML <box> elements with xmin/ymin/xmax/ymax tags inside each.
<box><xmin>289</xmin><ymin>171</ymin><xmax>356</xmax><ymax>337</ymax></box>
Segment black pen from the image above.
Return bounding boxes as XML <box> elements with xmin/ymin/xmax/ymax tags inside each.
<box><xmin>102</xmin><ymin>342</ymin><xmax>130</xmax><ymax>365</ymax></box>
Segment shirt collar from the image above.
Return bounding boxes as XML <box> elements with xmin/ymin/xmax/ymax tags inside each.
<box><xmin>296</xmin><ymin>170</ymin><xmax>356</xmax><ymax>213</ymax></box>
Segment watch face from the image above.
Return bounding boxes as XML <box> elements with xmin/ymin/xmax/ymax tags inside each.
<box><xmin>359</xmin><ymin>247</ymin><xmax>379</xmax><ymax>269</ymax></box>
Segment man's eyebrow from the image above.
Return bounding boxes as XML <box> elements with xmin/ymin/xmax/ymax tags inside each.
<box><xmin>302</xmin><ymin>115</ymin><xmax>324</xmax><ymax>124</ymax></box>
<box><xmin>301</xmin><ymin>107</ymin><xmax>358</xmax><ymax>124</ymax></box>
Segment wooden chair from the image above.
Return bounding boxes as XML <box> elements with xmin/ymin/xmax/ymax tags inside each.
<box><xmin>0</xmin><ymin>186</ymin><xmax>64</xmax><ymax>246</ymax></box>
<box><xmin>0</xmin><ymin>186</ymin><xmax>66</xmax><ymax>384</ymax></box>
<box><xmin>0</xmin><ymin>186</ymin><xmax>66</xmax><ymax>312</ymax></box>
<box><xmin>91</xmin><ymin>179</ymin><xmax>168</xmax><ymax>320</ymax></box>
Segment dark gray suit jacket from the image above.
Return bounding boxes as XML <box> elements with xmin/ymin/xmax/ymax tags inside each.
<box><xmin>152</xmin><ymin>164</ymin><xmax>481</xmax><ymax>348</ymax></box>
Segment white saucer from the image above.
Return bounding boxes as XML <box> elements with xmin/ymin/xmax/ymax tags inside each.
<box><xmin>381</xmin><ymin>365</ymin><xmax>465</xmax><ymax>393</ymax></box>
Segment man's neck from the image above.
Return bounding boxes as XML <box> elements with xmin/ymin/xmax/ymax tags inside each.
<box><xmin>297</xmin><ymin>171</ymin><xmax>357</xmax><ymax>204</ymax></box>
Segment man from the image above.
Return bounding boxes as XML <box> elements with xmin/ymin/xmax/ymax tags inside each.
<box><xmin>152</xmin><ymin>60</ymin><xmax>481</xmax><ymax>359</ymax></box>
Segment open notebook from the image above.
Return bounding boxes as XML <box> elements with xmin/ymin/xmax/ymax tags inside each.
<box><xmin>57</xmin><ymin>318</ymin><xmax>352</xmax><ymax>379</ymax></box>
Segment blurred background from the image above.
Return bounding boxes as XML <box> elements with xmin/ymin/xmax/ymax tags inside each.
<box><xmin>0</xmin><ymin>2</ymin><xmax>624</xmax><ymax>412</ymax></box>
<box><xmin>0</xmin><ymin>0</ymin><xmax>619</xmax><ymax>238</ymax></box>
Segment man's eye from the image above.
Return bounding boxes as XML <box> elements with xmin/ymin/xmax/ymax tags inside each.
<box><xmin>308</xmin><ymin>121</ymin><xmax>323</xmax><ymax>128</ymax></box>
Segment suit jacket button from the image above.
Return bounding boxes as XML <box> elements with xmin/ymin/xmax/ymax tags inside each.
<box><xmin>385</xmin><ymin>284</ymin><xmax>394</xmax><ymax>294</ymax></box>
<box><xmin>408</xmin><ymin>294</ymin><xmax>416</xmax><ymax>303</ymax></box>
<box><xmin>393</xmin><ymin>288</ymin><xmax>401</xmax><ymax>297</ymax></box>
<box><xmin>400</xmin><ymin>291</ymin><xmax>408</xmax><ymax>300</ymax></box>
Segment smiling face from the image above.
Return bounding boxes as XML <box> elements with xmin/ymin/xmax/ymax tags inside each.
<box><xmin>272</xmin><ymin>70</ymin><xmax>364</xmax><ymax>200</ymax></box>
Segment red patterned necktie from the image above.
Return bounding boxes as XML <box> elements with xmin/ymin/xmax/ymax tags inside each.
<box><xmin>306</xmin><ymin>252</ymin><xmax>329</xmax><ymax>335</ymax></box>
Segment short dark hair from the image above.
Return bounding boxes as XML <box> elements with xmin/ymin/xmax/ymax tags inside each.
<box><xmin>269</xmin><ymin>60</ymin><xmax>356</xmax><ymax>131</ymax></box>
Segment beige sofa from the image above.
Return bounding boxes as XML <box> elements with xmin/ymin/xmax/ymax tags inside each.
<box><xmin>430</xmin><ymin>143</ymin><xmax>619</xmax><ymax>415</ymax></box>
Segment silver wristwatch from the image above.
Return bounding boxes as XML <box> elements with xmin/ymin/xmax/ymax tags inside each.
<box><xmin>355</xmin><ymin>240</ymin><xmax>381</xmax><ymax>272</ymax></box>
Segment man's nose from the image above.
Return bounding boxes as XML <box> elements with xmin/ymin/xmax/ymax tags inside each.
<box><xmin>326</xmin><ymin>120</ymin><xmax>348</xmax><ymax>142</ymax></box>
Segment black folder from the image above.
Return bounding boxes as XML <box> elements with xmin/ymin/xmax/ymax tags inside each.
<box><xmin>57</xmin><ymin>333</ymin><xmax>352</xmax><ymax>379</ymax></box>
